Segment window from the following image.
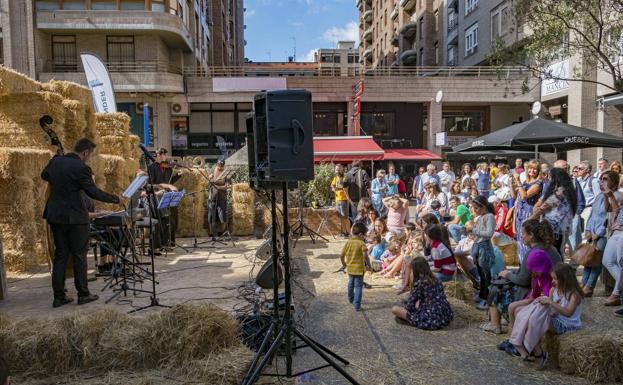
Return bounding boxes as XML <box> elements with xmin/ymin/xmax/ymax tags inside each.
<box><xmin>334</xmin><ymin>55</ymin><xmax>341</xmax><ymax>63</ymax></box>
<box><xmin>465</xmin><ymin>0</ymin><xmax>478</xmax><ymax>15</ymax></box>
<box><xmin>434</xmin><ymin>42</ymin><xmax>439</xmax><ymax>65</ymax></box>
<box><xmin>51</xmin><ymin>35</ymin><xmax>77</xmax><ymax>71</ymax></box>
<box><xmin>442</xmin><ymin>110</ymin><xmax>486</xmax><ymax>133</ymax></box>
<box><xmin>348</xmin><ymin>54</ymin><xmax>359</xmax><ymax>63</ymax></box>
<box><xmin>62</xmin><ymin>1</ymin><xmax>86</xmax><ymax>10</ymax></box>
<box><xmin>313</xmin><ymin>112</ymin><xmax>338</xmax><ymax>136</ymax></box>
<box><xmin>0</xmin><ymin>29</ymin><xmax>3</xmax><ymax>66</ymax></box>
<box><xmin>434</xmin><ymin>9</ymin><xmax>439</xmax><ymax>32</ymax></box>
<box><xmin>447</xmin><ymin>45</ymin><xmax>457</xmax><ymax>66</ymax></box>
<box><xmin>418</xmin><ymin>48</ymin><xmax>423</xmax><ymax>66</ymax></box>
<box><xmin>491</xmin><ymin>4</ymin><xmax>510</xmax><ymax>39</ymax></box>
<box><xmin>107</xmin><ymin>36</ymin><xmax>135</xmax><ymax>63</ymax></box>
<box><xmin>360</xmin><ymin>112</ymin><xmax>395</xmax><ymax>139</ymax></box>
<box><xmin>465</xmin><ymin>23</ymin><xmax>478</xmax><ymax>56</ymax></box>
<box><xmin>418</xmin><ymin>17</ymin><xmax>423</xmax><ymax>40</ymax></box>
<box><xmin>151</xmin><ymin>0</ymin><xmax>166</xmax><ymax>12</ymax></box>
<box><xmin>91</xmin><ymin>0</ymin><xmax>117</xmax><ymax>10</ymax></box>
<box><xmin>120</xmin><ymin>0</ymin><xmax>146</xmax><ymax>10</ymax></box>
<box><xmin>36</xmin><ymin>0</ymin><xmax>61</xmax><ymax>10</ymax></box>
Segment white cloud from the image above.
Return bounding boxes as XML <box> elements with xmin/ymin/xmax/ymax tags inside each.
<box><xmin>246</xmin><ymin>9</ymin><xmax>256</xmax><ymax>17</ymax></box>
<box><xmin>301</xmin><ymin>48</ymin><xmax>318</xmax><ymax>62</ymax></box>
<box><xmin>322</xmin><ymin>22</ymin><xmax>359</xmax><ymax>45</ymax></box>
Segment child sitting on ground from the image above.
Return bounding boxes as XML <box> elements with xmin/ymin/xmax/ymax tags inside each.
<box><xmin>379</xmin><ymin>240</ymin><xmax>402</xmax><ymax>273</ymax></box>
<box><xmin>424</xmin><ymin>224</ymin><xmax>457</xmax><ymax>282</ymax></box>
<box><xmin>391</xmin><ymin>257</ymin><xmax>454</xmax><ymax>330</ymax></box>
<box><xmin>507</xmin><ymin>263</ymin><xmax>583</xmax><ymax>368</ymax></box>
<box><xmin>429</xmin><ymin>199</ymin><xmax>443</xmax><ymax>223</ymax></box>
<box><xmin>367</xmin><ymin>232</ymin><xmax>385</xmax><ymax>272</ymax></box>
<box><xmin>340</xmin><ymin>223</ymin><xmax>371</xmax><ymax>311</ymax></box>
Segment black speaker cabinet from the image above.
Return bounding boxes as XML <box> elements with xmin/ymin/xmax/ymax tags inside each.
<box><xmin>252</xmin><ymin>89</ymin><xmax>314</xmax><ymax>183</ymax></box>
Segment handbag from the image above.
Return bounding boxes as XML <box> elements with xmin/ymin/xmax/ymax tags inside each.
<box><xmin>504</xmin><ymin>205</ymin><xmax>516</xmax><ymax>237</ymax></box>
<box><xmin>571</xmin><ymin>241</ymin><xmax>602</xmax><ymax>267</ymax></box>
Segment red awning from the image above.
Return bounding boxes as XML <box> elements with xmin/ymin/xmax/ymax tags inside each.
<box><xmin>314</xmin><ymin>136</ymin><xmax>384</xmax><ymax>163</ymax></box>
<box><xmin>383</xmin><ymin>148</ymin><xmax>442</xmax><ymax>161</ymax></box>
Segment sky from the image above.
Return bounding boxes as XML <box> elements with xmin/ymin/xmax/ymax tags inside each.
<box><xmin>243</xmin><ymin>0</ymin><xmax>359</xmax><ymax>62</ymax></box>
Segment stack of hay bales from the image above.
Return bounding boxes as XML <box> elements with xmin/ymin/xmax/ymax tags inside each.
<box><xmin>231</xmin><ymin>183</ymin><xmax>255</xmax><ymax>236</ymax></box>
<box><xmin>0</xmin><ymin>67</ymin><xmax>140</xmax><ymax>271</ymax></box>
<box><xmin>175</xmin><ymin>168</ymin><xmax>210</xmax><ymax>237</ymax></box>
<box><xmin>92</xmin><ymin>112</ymin><xmax>140</xmax><ymax>200</ymax></box>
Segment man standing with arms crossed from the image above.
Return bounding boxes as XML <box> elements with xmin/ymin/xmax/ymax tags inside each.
<box><xmin>42</xmin><ymin>138</ymin><xmax>120</xmax><ymax>308</ymax></box>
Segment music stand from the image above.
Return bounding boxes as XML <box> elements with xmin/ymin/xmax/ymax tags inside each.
<box><xmin>159</xmin><ymin>190</ymin><xmax>190</xmax><ymax>253</ymax></box>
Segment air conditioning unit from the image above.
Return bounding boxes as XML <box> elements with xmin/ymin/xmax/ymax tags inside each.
<box><xmin>170</xmin><ymin>102</ymin><xmax>189</xmax><ymax>116</ymax></box>
<box><xmin>136</xmin><ymin>102</ymin><xmax>146</xmax><ymax>114</ymax></box>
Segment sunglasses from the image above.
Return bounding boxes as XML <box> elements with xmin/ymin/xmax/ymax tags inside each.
<box><xmin>600</xmin><ymin>177</ymin><xmax>610</xmax><ymax>181</ymax></box>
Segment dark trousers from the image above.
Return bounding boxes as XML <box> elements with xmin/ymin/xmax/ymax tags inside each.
<box><xmin>50</xmin><ymin>223</ymin><xmax>91</xmax><ymax>300</ymax></box>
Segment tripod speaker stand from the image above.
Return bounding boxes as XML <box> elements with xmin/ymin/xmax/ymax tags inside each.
<box><xmin>290</xmin><ymin>182</ymin><xmax>328</xmax><ymax>248</ymax></box>
<box><xmin>242</xmin><ymin>183</ymin><xmax>360</xmax><ymax>385</ymax></box>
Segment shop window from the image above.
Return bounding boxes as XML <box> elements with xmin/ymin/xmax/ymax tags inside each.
<box><xmin>360</xmin><ymin>112</ymin><xmax>395</xmax><ymax>139</ymax></box>
<box><xmin>442</xmin><ymin>110</ymin><xmax>486</xmax><ymax>134</ymax></box>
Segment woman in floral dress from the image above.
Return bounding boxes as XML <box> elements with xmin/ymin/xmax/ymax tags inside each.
<box><xmin>510</xmin><ymin>160</ymin><xmax>542</xmax><ymax>263</ymax></box>
<box><xmin>391</xmin><ymin>257</ymin><xmax>453</xmax><ymax>330</ymax></box>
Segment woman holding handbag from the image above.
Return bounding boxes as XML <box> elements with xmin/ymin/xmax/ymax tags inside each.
<box><xmin>600</xmin><ymin>171</ymin><xmax>623</xmax><ymax>306</ymax></box>
<box><xmin>581</xmin><ymin>171</ymin><xmax>619</xmax><ymax>297</ymax></box>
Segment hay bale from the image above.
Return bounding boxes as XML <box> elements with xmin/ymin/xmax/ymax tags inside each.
<box><xmin>0</xmin><ymin>304</ymin><xmax>250</xmax><ymax>381</ymax></box>
<box><xmin>499</xmin><ymin>242</ymin><xmax>518</xmax><ymax>267</ymax></box>
<box><xmin>0</xmin><ymin>148</ymin><xmax>52</xmax><ymax>180</ymax></box>
<box><xmin>95</xmin><ymin>112</ymin><xmax>132</xmax><ymax>137</ymax></box>
<box><xmin>443</xmin><ymin>279</ymin><xmax>474</xmax><ymax>304</ymax></box>
<box><xmin>99</xmin><ymin>135</ymin><xmax>131</xmax><ymax>157</ymax></box>
<box><xmin>231</xmin><ymin>183</ymin><xmax>255</xmax><ymax>236</ymax></box>
<box><xmin>555</xmin><ymin>330</ymin><xmax>623</xmax><ymax>383</ymax></box>
<box><xmin>0</xmin><ymin>92</ymin><xmax>67</xmax><ymax>149</ymax></box>
<box><xmin>41</xmin><ymin>79</ymin><xmax>91</xmax><ymax>102</ymax></box>
<box><xmin>0</xmin><ymin>66</ymin><xmax>42</xmax><ymax>95</ymax></box>
<box><xmin>175</xmin><ymin>168</ymin><xmax>209</xmax><ymax>237</ymax></box>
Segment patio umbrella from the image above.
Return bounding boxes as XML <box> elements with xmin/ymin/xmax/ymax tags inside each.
<box><xmin>452</xmin><ymin>118</ymin><xmax>623</xmax><ymax>156</ymax></box>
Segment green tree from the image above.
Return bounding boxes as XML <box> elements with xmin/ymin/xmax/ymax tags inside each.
<box><xmin>489</xmin><ymin>0</ymin><xmax>623</xmax><ymax>93</ymax></box>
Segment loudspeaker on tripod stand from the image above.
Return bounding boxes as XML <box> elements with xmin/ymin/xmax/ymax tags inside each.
<box><xmin>247</xmin><ymin>89</ymin><xmax>314</xmax><ymax>189</ymax></box>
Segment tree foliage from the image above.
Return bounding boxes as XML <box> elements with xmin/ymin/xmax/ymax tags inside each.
<box><xmin>489</xmin><ymin>0</ymin><xmax>623</xmax><ymax>93</ymax></box>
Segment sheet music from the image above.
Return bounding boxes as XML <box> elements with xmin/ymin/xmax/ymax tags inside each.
<box><xmin>123</xmin><ymin>175</ymin><xmax>149</xmax><ymax>198</ymax></box>
<box><xmin>157</xmin><ymin>190</ymin><xmax>186</xmax><ymax>209</ymax></box>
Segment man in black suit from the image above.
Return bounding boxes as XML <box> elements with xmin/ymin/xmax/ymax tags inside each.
<box><xmin>42</xmin><ymin>138</ymin><xmax>120</xmax><ymax>308</ymax></box>
<box><xmin>147</xmin><ymin>148</ymin><xmax>180</xmax><ymax>247</ymax></box>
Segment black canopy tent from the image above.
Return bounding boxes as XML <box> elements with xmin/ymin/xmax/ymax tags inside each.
<box><xmin>452</xmin><ymin>118</ymin><xmax>623</xmax><ymax>156</ymax></box>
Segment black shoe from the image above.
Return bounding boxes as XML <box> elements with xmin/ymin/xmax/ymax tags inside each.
<box><xmin>615</xmin><ymin>308</ymin><xmax>623</xmax><ymax>317</ymax></box>
<box><xmin>53</xmin><ymin>297</ymin><xmax>74</xmax><ymax>308</ymax></box>
<box><xmin>497</xmin><ymin>339</ymin><xmax>511</xmax><ymax>351</ymax></box>
<box><xmin>78</xmin><ymin>294</ymin><xmax>99</xmax><ymax>305</ymax></box>
<box><xmin>505</xmin><ymin>344</ymin><xmax>520</xmax><ymax>357</ymax></box>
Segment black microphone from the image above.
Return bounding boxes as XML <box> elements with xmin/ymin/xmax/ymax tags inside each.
<box><xmin>139</xmin><ymin>143</ymin><xmax>156</xmax><ymax>163</ymax></box>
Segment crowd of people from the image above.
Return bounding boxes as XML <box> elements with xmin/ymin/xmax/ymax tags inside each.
<box><xmin>336</xmin><ymin>157</ymin><xmax>623</xmax><ymax>367</ymax></box>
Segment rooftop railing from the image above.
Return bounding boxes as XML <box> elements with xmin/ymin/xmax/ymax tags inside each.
<box><xmin>44</xmin><ymin>60</ymin><xmax>183</xmax><ymax>74</ymax></box>
<box><xmin>183</xmin><ymin>66</ymin><xmax>529</xmax><ymax>79</ymax></box>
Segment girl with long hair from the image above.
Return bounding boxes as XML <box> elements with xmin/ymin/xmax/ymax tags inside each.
<box><xmin>510</xmin><ymin>160</ymin><xmax>542</xmax><ymax>263</ymax></box>
<box><xmin>470</xmin><ymin>195</ymin><xmax>496</xmax><ymax>310</ymax></box>
<box><xmin>391</xmin><ymin>257</ymin><xmax>453</xmax><ymax>330</ymax></box>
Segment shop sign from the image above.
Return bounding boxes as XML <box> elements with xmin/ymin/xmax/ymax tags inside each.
<box><xmin>542</xmin><ymin>60</ymin><xmax>570</xmax><ymax>96</ymax></box>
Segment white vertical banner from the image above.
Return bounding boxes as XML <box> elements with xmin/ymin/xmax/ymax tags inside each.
<box><xmin>80</xmin><ymin>53</ymin><xmax>117</xmax><ymax>113</ymax></box>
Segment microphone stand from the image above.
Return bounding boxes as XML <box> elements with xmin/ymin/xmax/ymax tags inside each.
<box><xmin>128</xmin><ymin>152</ymin><xmax>170</xmax><ymax>313</ymax></box>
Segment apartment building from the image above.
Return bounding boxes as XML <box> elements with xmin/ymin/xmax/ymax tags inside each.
<box><xmin>315</xmin><ymin>41</ymin><xmax>360</xmax><ymax>76</ymax></box>
<box><xmin>0</xmin><ymin>0</ymin><xmax>247</xmax><ymax>154</ymax></box>
<box><xmin>209</xmin><ymin>0</ymin><xmax>245</xmax><ymax>67</ymax></box>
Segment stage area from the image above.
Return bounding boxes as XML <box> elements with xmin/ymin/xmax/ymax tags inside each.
<box><xmin>1</xmin><ymin>237</ymin><xmax>618</xmax><ymax>385</ymax></box>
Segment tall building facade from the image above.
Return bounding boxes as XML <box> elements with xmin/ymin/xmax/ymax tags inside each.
<box><xmin>209</xmin><ymin>0</ymin><xmax>245</xmax><ymax>67</ymax></box>
<box><xmin>0</xmin><ymin>0</ymin><xmax>247</xmax><ymax>154</ymax></box>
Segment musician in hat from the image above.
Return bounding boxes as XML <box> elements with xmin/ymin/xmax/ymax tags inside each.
<box><xmin>208</xmin><ymin>159</ymin><xmax>231</xmax><ymax>235</ymax></box>
<box><xmin>42</xmin><ymin>138</ymin><xmax>120</xmax><ymax>308</ymax></box>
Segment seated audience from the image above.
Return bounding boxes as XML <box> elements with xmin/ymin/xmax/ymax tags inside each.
<box><xmin>447</xmin><ymin>196</ymin><xmax>473</xmax><ymax>243</ymax></box>
<box><xmin>423</xmin><ymin>224</ymin><xmax>456</xmax><ymax>282</ymax></box>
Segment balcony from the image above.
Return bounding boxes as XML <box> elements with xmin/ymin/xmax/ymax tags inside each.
<box><xmin>363</xmin><ymin>27</ymin><xmax>373</xmax><ymax>42</ymax></box>
<box><xmin>364</xmin><ymin>10</ymin><xmax>373</xmax><ymax>22</ymax></box>
<box><xmin>357</xmin><ymin>0</ymin><xmax>363</xmax><ymax>10</ymax></box>
<box><xmin>399</xmin><ymin>21</ymin><xmax>417</xmax><ymax>39</ymax></box>
<box><xmin>447</xmin><ymin>18</ymin><xmax>458</xmax><ymax>43</ymax></box>
<box><xmin>36</xmin><ymin>10</ymin><xmax>193</xmax><ymax>52</ymax></box>
<box><xmin>400</xmin><ymin>49</ymin><xmax>417</xmax><ymax>66</ymax></box>
<box><xmin>363</xmin><ymin>48</ymin><xmax>373</xmax><ymax>59</ymax></box>
<box><xmin>400</xmin><ymin>0</ymin><xmax>417</xmax><ymax>13</ymax></box>
<box><xmin>39</xmin><ymin>60</ymin><xmax>184</xmax><ymax>93</ymax></box>
<box><xmin>390</xmin><ymin>7</ymin><xmax>399</xmax><ymax>20</ymax></box>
